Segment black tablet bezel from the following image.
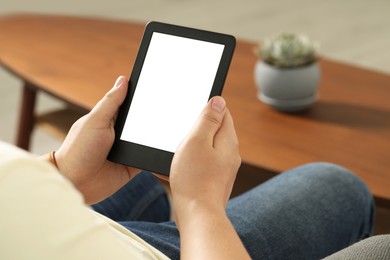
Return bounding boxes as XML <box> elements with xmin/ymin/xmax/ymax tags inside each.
<box><xmin>108</xmin><ymin>21</ymin><xmax>236</xmax><ymax>176</ymax></box>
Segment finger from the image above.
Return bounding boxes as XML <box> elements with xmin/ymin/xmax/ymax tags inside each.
<box><xmin>89</xmin><ymin>76</ymin><xmax>128</xmax><ymax>125</ymax></box>
<box><xmin>190</xmin><ymin>96</ymin><xmax>226</xmax><ymax>145</ymax></box>
<box><xmin>214</xmin><ymin>108</ymin><xmax>239</xmax><ymax>149</ymax></box>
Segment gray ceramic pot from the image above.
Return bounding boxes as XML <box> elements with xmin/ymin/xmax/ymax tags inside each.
<box><xmin>254</xmin><ymin>60</ymin><xmax>321</xmax><ymax>112</ymax></box>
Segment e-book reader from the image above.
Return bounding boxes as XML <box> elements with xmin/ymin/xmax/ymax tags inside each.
<box><xmin>108</xmin><ymin>21</ymin><xmax>235</xmax><ymax>176</ymax></box>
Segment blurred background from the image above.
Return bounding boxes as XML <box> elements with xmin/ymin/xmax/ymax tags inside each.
<box><xmin>1</xmin><ymin>0</ymin><xmax>390</xmax><ymax>154</ymax></box>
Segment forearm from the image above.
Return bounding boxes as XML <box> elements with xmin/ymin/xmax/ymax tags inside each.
<box><xmin>177</xmin><ymin>203</ymin><xmax>251</xmax><ymax>260</ymax></box>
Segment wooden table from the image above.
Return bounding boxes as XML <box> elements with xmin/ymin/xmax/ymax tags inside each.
<box><xmin>1</xmin><ymin>14</ymin><xmax>389</xmax><ymax>204</ymax></box>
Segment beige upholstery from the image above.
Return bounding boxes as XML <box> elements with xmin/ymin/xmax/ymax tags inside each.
<box><xmin>325</xmin><ymin>235</ymin><xmax>390</xmax><ymax>260</ymax></box>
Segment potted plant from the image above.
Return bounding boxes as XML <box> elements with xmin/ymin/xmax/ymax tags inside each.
<box><xmin>254</xmin><ymin>33</ymin><xmax>320</xmax><ymax>112</ymax></box>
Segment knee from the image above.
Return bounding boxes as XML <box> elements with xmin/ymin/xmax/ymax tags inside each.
<box><xmin>291</xmin><ymin>162</ymin><xmax>373</xmax><ymax>207</ymax></box>
<box><xmin>276</xmin><ymin>162</ymin><xmax>373</xmax><ymax>206</ymax></box>
<box><xmin>295</xmin><ymin>162</ymin><xmax>374</xmax><ymax>220</ymax></box>
<box><xmin>291</xmin><ymin>162</ymin><xmax>374</xmax><ymax>236</ymax></box>
<box><xmin>296</xmin><ymin>162</ymin><xmax>370</xmax><ymax>195</ymax></box>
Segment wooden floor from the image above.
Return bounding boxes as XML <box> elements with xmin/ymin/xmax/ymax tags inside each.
<box><xmin>1</xmin><ymin>0</ymin><xmax>389</xmax><ymax>234</ymax></box>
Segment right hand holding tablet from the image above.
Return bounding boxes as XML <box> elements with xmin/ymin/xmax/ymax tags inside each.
<box><xmin>169</xmin><ymin>97</ymin><xmax>250</xmax><ymax>259</ymax></box>
<box><xmin>170</xmin><ymin>96</ymin><xmax>241</xmax><ymax>219</ymax></box>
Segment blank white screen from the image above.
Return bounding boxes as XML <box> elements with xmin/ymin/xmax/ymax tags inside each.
<box><xmin>120</xmin><ymin>32</ymin><xmax>225</xmax><ymax>152</ymax></box>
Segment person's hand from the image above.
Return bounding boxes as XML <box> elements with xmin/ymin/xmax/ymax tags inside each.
<box><xmin>55</xmin><ymin>76</ymin><xmax>140</xmax><ymax>204</ymax></box>
<box><xmin>170</xmin><ymin>97</ymin><xmax>249</xmax><ymax>259</ymax></box>
<box><xmin>170</xmin><ymin>96</ymin><xmax>241</xmax><ymax>220</ymax></box>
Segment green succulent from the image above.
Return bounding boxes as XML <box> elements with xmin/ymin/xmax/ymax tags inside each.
<box><xmin>256</xmin><ymin>33</ymin><xmax>319</xmax><ymax>68</ymax></box>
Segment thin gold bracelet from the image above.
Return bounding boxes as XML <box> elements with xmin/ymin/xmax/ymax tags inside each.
<box><xmin>49</xmin><ymin>151</ymin><xmax>58</xmax><ymax>169</ymax></box>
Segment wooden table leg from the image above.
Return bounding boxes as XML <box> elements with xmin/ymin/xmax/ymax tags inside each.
<box><xmin>16</xmin><ymin>82</ymin><xmax>37</xmax><ymax>150</ymax></box>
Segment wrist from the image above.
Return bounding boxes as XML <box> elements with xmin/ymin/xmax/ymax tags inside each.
<box><xmin>174</xmin><ymin>198</ymin><xmax>226</xmax><ymax>228</ymax></box>
<box><xmin>41</xmin><ymin>150</ymin><xmax>71</xmax><ymax>183</ymax></box>
<box><xmin>40</xmin><ymin>151</ymin><xmax>59</xmax><ymax>170</ymax></box>
<box><xmin>49</xmin><ymin>151</ymin><xmax>58</xmax><ymax>168</ymax></box>
<box><xmin>53</xmin><ymin>149</ymin><xmax>76</xmax><ymax>184</ymax></box>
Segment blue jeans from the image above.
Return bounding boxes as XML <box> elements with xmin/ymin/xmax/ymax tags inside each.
<box><xmin>92</xmin><ymin>163</ymin><xmax>374</xmax><ymax>259</ymax></box>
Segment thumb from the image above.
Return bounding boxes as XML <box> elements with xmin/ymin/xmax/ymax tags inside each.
<box><xmin>191</xmin><ymin>96</ymin><xmax>226</xmax><ymax>145</ymax></box>
<box><xmin>89</xmin><ymin>76</ymin><xmax>128</xmax><ymax>124</ymax></box>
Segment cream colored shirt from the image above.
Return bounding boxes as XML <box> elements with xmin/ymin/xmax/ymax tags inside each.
<box><xmin>0</xmin><ymin>141</ymin><xmax>169</xmax><ymax>260</ymax></box>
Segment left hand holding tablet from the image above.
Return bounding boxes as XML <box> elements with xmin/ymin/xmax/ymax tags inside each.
<box><xmin>55</xmin><ymin>76</ymin><xmax>141</xmax><ymax>205</ymax></box>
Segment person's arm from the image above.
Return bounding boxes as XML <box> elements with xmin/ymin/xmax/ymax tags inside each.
<box><xmin>41</xmin><ymin>76</ymin><xmax>140</xmax><ymax>205</ymax></box>
<box><xmin>170</xmin><ymin>97</ymin><xmax>251</xmax><ymax>259</ymax></box>
<box><xmin>177</xmin><ymin>204</ymin><xmax>250</xmax><ymax>260</ymax></box>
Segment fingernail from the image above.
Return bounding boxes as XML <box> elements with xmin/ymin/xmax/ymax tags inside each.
<box><xmin>114</xmin><ymin>76</ymin><xmax>126</xmax><ymax>88</ymax></box>
<box><xmin>211</xmin><ymin>96</ymin><xmax>226</xmax><ymax>113</ymax></box>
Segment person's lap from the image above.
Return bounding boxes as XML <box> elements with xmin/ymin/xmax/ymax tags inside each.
<box><xmin>92</xmin><ymin>171</ymin><xmax>171</xmax><ymax>222</ymax></box>
<box><xmin>92</xmin><ymin>172</ymin><xmax>180</xmax><ymax>258</ymax></box>
<box><xmin>226</xmin><ymin>163</ymin><xmax>374</xmax><ymax>259</ymax></box>
<box><xmin>92</xmin><ymin>163</ymin><xmax>374</xmax><ymax>260</ymax></box>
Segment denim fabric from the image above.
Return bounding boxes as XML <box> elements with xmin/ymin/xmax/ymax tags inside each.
<box><xmin>226</xmin><ymin>163</ymin><xmax>374</xmax><ymax>259</ymax></box>
<box><xmin>93</xmin><ymin>163</ymin><xmax>374</xmax><ymax>260</ymax></box>
<box><xmin>92</xmin><ymin>171</ymin><xmax>170</xmax><ymax>222</ymax></box>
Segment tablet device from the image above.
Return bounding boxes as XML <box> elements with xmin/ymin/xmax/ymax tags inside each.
<box><xmin>108</xmin><ymin>21</ymin><xmax>236</xmax><ymax>176</ymax></box>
